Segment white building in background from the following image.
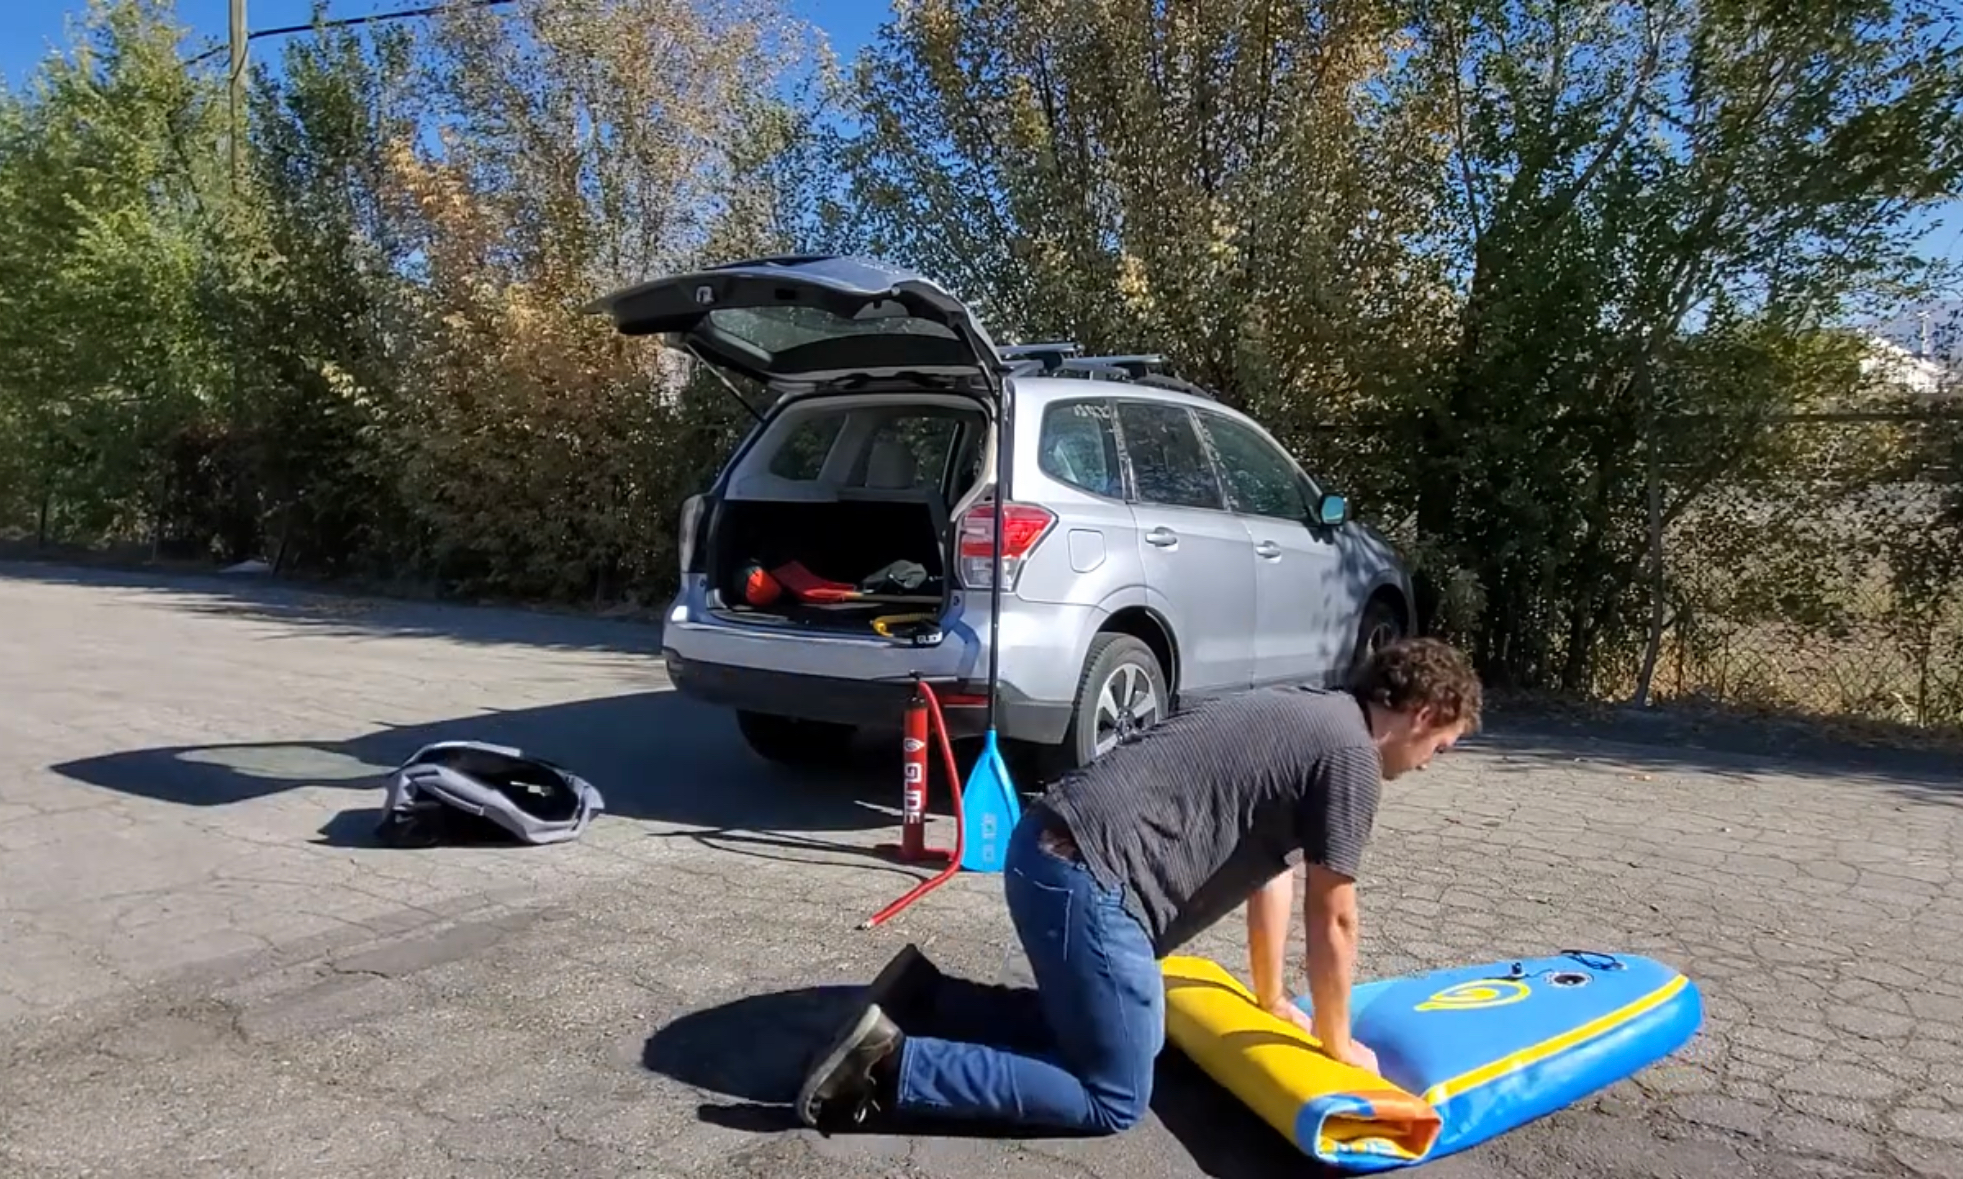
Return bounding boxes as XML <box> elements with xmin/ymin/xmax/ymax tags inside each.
<box><xmin>1861</xmin><ymin>334</ymin><xmax>1951</xmax><ymax>398</ymax></box>
<box><xmin>1862</xmin><ymin>298</ymin><xmax>1960</xmax><ymax>399</ymax></box>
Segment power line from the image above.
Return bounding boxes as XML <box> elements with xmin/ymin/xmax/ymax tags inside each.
<box><xmin>189</xmin><ymin>0</ymin><xmax>516</xmax><ymax>65</ymax></box>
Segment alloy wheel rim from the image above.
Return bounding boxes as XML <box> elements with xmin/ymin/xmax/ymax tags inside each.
<box><xmin>1093</xmin><ymin>662</ymin><xmax>1160</xmax><ymax>757</ymax></box>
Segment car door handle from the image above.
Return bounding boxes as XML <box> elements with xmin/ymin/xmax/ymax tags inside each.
<box><xmin>1255</xmin><ymin>540</ymin><xmax>1282</xmax><ymax>559</ymax></box>
<box><xmin>1145</xmin><ymin>527</ymin><xmax>1178</xmax><ymax>548</ymax></box>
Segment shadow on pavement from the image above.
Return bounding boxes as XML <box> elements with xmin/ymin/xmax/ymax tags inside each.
<box><xmin>50</xmin><ymin>690</ymin><xmax>906</xmax><ymax>834</ymax></box>
<box><xmin>0</xmin><ymin>559</ymin><xmax>667</xmax><ymax>658</ymax></box>
<box><xmin>1151</xmin><ymin>1049</ymin><xmax>1341</xmax><ymax>1179</ymax></box>
<box><xmin>643</xmin><ymin>982</ymin><xmax>858</xmax><ymax>1106</ymax></box>
<box><xmin>642</xmin><ymin>980</ymin><xmax>1331</xmax><ymax>1176</ymax></box>
<box><xmin>644</xmin><ymin>980</ymin><xmax>1080</xmax><ymax>1140</ymax></box>
<box><xmin>314</xmin><ymin>807</ymin><xmax>392</xmax><ymax>848</ymax></box>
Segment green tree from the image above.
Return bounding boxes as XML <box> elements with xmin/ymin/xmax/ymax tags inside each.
<box><xmin>0</xmin><ymin>0</ymin><xmax>237</xmax><ymax>551</ymax></box>
<box><xmin>1399</xmin><ymin>0</ymin><xmax>1963</xmax><ymax>689</ymax></box>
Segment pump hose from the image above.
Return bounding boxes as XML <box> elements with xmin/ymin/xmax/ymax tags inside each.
<box><xmin>859</xmin><ymin>679</ymin><xmax>971</xmax><ymax>929</ymax></box>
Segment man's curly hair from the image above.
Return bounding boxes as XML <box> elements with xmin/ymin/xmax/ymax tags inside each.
<box><xmin>1349</xmin><ymin>636</ymin><xmax>1483</xmax><ymax>731</ymax></box>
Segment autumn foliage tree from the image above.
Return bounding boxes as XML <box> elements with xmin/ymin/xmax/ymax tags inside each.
<box><xmin>1</xmin><ymin>0</ymin><xmax>828</xmax><ymax>599</ymax></box>
<box><xmin>2</xmin><ymin>0</ymin><xmax>1961</xmax><ymax>720</ymax></box>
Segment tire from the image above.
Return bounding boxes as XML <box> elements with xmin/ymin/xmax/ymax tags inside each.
<box><xmin>1348</xmin><ymin>596</ymin><xmax>1406</xmax><ymax>678</ymax></box>
<box><xmin>1045</xmin><ymin>633</ymin><xmax>1170</xmax><ymax>777</ymax></box>
<box><xmin>734</xmin><ymin>710</ymin><xmax>857</xmax><ymax>769</ymax></box>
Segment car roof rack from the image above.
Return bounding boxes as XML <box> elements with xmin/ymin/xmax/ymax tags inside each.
<box><xmin>1055</xmin><ymin>359</ymin><xmax>1137</xmax><ymax>381</ymax></box>
<box><xmin>1000</xmin><ymin>342</ymin><xmax>1083</xmax><ymax>371</ymax></box>
<box><xmin>1083</xmin><ymin>354</ymin><xmax>1169</xmax><ymax>377</ymax></box>
<box><xmin>1001</xmin><ymin>341</ymin><xmax>1219</xmax><ymax>400</ymax></box>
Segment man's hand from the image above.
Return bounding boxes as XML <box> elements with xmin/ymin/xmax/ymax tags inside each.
<box><xmin>1261</xmin><ymin>996</ymin><xmax>1378</xmax><ymax>1076</ymax></box>
<box><xmin>1336</xmin><ymin>1038</ymin><xmax>1380</xmax><ymax>1076</ymax></box>
<box><xmin>1263</xmin><ymin>995</ymin><xmax>1316</xmax><ymax>1036</ymax></box>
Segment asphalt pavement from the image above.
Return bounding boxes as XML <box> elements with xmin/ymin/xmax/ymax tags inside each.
<box><xmin>1</xmin><ymin>560</ymin><xmax>1960</xmax><ymax>1178</ymax></box>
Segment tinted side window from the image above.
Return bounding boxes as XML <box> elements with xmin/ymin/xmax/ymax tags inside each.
<box><xmin>1116</xmin><ymin>401</ymin><xmax>1224</xmax><ymax>510</ymax></box>
<box><xmin>1038</xmin><ymin>400</ymin><xmax>1124</xmax><ymax>498</ymax></box>
<box><xmin>767</xmin><ymin>413</ymin><xmax>844</xmax><ymax>480</ymax></box>
<box><xmin>1200</xmin><ymin>413</ymin><xmax>1308</xmax><ymax>520</ymax></box>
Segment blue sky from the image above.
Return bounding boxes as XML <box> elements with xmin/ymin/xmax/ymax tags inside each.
<box><xmin>0</xmin><ymin>0</ymin><xmax>895</xmax><ymax>83</ymax></box>
<box><xmin>1</xmin><ymin>0</ymin><xmax>1957</xmax><ymax>275</ymax></box>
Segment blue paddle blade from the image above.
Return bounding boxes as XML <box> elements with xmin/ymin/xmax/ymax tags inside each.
<box><xmin>959</xmin><ymin>730</ymin><xmax>1021</xmax><ymax>873</ymax></box>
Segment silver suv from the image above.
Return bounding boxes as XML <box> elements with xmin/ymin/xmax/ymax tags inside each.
<box><xmin>592</xmin><ymin>256</ymin><xmax>1415</xmax><ymax>777</ymax></box>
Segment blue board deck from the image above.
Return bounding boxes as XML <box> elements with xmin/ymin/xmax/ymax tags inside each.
<box><xmin>1291</xmin><ymin>950</ymin><xmax>1704</xmax><ymax>1166</ymax></box>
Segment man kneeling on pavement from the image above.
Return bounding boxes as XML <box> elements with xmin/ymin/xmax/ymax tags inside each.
<box><xmin>797</xmin><ymin>635</ymin><xmax>1484</xmax><ymax>1134</ymax></box>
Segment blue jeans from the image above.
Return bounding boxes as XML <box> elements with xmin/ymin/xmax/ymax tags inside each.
<box><xmin>891</xmin><ymin>807</ymin><xmax>1165</xmax><ymax>1132</ymax></box>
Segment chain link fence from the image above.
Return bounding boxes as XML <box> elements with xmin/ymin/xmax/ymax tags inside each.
<box><xmin>1637</xmin><ymin>412</ymin><xmax>1963</xmax><ymax>730</ymax></box>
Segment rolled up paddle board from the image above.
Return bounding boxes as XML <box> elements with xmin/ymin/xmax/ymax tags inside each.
<box><xmin>1162</xmin><ymin>949</ymin><xmax>1703</xmax><ymax>1171</ymax></box>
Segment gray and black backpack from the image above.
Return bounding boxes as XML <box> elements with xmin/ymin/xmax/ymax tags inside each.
<box><xmin>377</xmin><ymin>740</ymin><xmax>605</xmax><ymax>848</ymax></box>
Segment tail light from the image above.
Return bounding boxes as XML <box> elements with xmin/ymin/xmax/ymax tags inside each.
<box><xmin>957</xmin><ymin>500</ymin><xmax>1056</xmax><ymax>592</ymax></box>
<box><xmin>678</xmin><ymin>494</ymin><xmax>705</xmax><ymax>574</ymax></box>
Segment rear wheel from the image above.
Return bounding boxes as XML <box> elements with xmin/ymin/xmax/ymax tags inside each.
<box><xmin>1044</xmin><ymin>633</ymin><xmax>1169</xmax><ymax>778</ymax></box>
<box><xmin>734</xmin><ymin>710</ymin><xmax>857</xmax><ymax>769</ymax></box>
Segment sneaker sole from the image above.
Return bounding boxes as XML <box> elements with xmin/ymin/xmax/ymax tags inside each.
<box><xmin>796</xmin><ymin>1003</ymin><xmax>885</xmax><ymax>1127</ymax></box>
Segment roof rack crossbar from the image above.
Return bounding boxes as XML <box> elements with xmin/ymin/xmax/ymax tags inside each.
<box><xmin>1002</xmin><ymin>344</ymin><xmax>1219</xmax><ymax>400</ymax></box>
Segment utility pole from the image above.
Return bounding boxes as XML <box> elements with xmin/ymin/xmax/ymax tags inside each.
<box><xmin>228</xmin><ymin>0</ymin><xmax>246</xmax><ymax>183</ymax></box>
<box><xmin>225</xmin><ymin>0</ymin><xmax>247</xmax><ymax>572</ymax></box>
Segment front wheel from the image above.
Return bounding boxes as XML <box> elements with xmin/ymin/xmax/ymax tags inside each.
<box><xmin>1041</xmin><ymin>633</ymin><xmax>1169</xmax><ymax>779</ymax></box>
<box><xmin>1348</xmin><ymin>597</ymin><xmax>1406</xmax><ymax>678</ymax></box>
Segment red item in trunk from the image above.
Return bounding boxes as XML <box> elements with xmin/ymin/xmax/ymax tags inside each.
<box><xmin>741</xmin><ymin>562</ymin><xmax>783</xmax><ymax>606</ymax></box>
<box><xmin>770</xmin><ymin>560</ymin><xmax>861</xmax><ymax>603</ymax></box>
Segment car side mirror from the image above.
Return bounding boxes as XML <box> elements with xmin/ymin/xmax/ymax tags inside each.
<box><xmin>1313</xmin><ymin>493</ymin><xmax>1349</xmax><ymax>528</ymax></box>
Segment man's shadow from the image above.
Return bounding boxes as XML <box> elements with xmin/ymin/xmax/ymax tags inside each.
<box><xmin>641</xmin><ymin>976</ymin><xmax>1333</xmax><ymax>1177</ymax></box>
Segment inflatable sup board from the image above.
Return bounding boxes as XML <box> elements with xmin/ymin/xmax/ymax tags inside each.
<box><xmin>1163</xmin><ymin>950</ymin><xmax>1703</xmax><ymax>1171</ymax></box>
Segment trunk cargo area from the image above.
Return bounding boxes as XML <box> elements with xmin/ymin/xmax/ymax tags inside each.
<box><xmin>708</xmin><ymin>499</ymin><xmax>951</xmax><ymax>634</ymax></box>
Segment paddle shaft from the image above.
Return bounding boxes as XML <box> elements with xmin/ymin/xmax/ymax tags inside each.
<box><xmin>986</xmin><ymin>386</ymin><xmax>1007</xmax><ymax>732</ymax></box>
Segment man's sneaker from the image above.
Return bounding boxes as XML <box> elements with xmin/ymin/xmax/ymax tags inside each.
<box><xmin>796</xmin><ymin>1002</ymin><xmax>904</xmax><ymax>1128</ymax></box>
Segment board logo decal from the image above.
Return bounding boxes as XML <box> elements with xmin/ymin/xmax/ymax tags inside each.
<box><xmin>1415</xmin><ymin>978</ymin><xmax>1532</xmax><ymax>1012</ymax></box>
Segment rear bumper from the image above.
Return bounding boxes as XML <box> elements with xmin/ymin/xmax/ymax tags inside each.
<box><xmin>663</xmin><ymin>650</ymin><xmax>1073</xmax><ymax>745</ymax></box>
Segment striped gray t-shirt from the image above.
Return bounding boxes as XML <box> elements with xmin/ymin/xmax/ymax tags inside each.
<box><xmin>1037</xmin><ymin>684</ymin><xmax>1382</xmax><ymax>958</ymax></box>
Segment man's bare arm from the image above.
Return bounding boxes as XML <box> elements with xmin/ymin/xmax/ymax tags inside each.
<box><xmin>1303</xmin><ymin>863</ymin><xmax>1360</xmax><ymax>1059</ymax></box>
<box><xmin>1248</xmin><ymin>867</ymin><xmax>1296</xmax><ymax>1011</ymax></box>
